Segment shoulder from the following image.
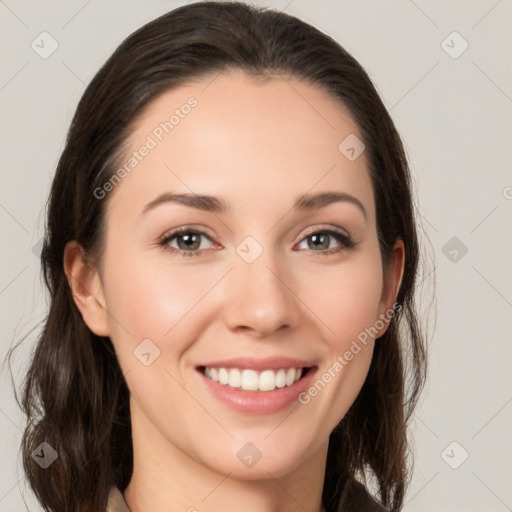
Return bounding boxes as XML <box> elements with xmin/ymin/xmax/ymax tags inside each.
<box><xmin>106</xmin><ymin>486</ymin><xmax>131</xmax><ymax>512</ymax></box>
<box><xmin>348</xmin><ymin>480</ymin><xmax>389</xmax><ymax>512</ymax></box>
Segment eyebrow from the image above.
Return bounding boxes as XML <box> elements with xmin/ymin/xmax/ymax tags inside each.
<box><xmin>141</xmin><ymin>191</ymin><xmax>367</xmax><ymax>219</ymax></box>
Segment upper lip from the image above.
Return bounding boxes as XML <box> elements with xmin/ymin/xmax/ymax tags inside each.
<box><xmin>197</xmin><ymin>357</ymin><xmax>316</xmax><ymax>371</ymax></box>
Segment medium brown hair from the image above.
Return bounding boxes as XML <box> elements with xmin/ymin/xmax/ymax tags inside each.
<box><xmin>10</xmin><ymin>2</ymin><xmax>428</xmax><ymax>511</ymax></box>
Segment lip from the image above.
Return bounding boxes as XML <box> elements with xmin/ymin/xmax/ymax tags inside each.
<box><xmin>196</xmin><ymin>364</ymin><xmax>318</xmax><ymax>415</ymax></box>
<box><xmin>196</xmin><ymin>356</ymin><xmax>315</xmax><ymax>371</ymax></box>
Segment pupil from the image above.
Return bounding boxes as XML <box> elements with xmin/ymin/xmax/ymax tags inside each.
<box><xmin>310</xmin><ymin>233</ymin><xmax>328</xmax><ymax>250</ymax></box>
<box><xmin>179</xmin><ymin>233</ymin><xmax>199</xmax><ymax>250</ymax></box>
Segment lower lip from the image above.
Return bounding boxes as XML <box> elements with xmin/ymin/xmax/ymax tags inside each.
<box><xmin>197</xmin><ymin>367</ymin><xmax>317</xmax><ymax>415</ymax></box>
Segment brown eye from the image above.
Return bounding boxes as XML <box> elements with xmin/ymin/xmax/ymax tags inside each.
<box><xmin>297</xmin><ymin>229</ymin><xmax>355</xmax><ymax>256</ymax></box>
<box><xmin>159</xmin><ymin>228</ymin><xmax>215</xmax><ymax>257</ymax></box>
<box><xmin>174</xmin><ymin>232</ymin><xmax>203</xmax><ymax>251</ymax></box>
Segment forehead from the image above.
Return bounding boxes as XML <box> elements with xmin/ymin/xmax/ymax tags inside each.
<box><xmin>106</xmin><ymin>70</ymin><xmax>374</xmax><ymax>223</ymax></box>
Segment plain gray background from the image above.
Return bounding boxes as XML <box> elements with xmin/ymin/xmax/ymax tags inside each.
<box><xmin>1</xmin><ymin>1</ymin><xmax>511</xmax><ymax>510</ymax></box>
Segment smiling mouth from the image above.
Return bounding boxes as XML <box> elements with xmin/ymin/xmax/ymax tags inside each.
<box><xmin>197</xmin><ymin>365</ymin><xmax>313</xmax><ymax>392</ymax></box>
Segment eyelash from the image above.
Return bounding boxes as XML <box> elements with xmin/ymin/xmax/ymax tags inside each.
<box><xmin>158</xmin><ymin>226</ymin><xmax>356</xmax><ymax>258</ymax></box>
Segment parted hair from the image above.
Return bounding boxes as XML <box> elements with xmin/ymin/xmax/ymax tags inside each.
<box><xmin>11</xmin><ymin>2</ymin><xmax>428</xmax><ymax>511</ymax></box>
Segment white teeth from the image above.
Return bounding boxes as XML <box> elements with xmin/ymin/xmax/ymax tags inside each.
<box><xmin>228</xmin><ymin>368</ymin><xmax>241</xmax><ymax>388</ymax></box>
<box><xmin>218</xmin><ymin>368</ymin><xmax>229</xmax><ymax>385</ymax></box>
<box><xmin>285</xmin><ymin>368</ymin><xmax>296</xmax><ymax>386</ymax></box>
<box><xmin>202</xmin><ymin>366</ymin><xmax>306</xmax><ymax>392</ymax></box>
<box><xmin>259</xmin><ymin>370</ymin><xmax>276</xmax><ymax>392</ymax></box>
<box><xmin>241</xmin><ymin>369</ymin><xmax>259</xmax><ymax>391</ymax></box>
<box><xmin>275</xmin><ymin>369</ymin><xmax>286</xmax><ymax>388</ymax></box>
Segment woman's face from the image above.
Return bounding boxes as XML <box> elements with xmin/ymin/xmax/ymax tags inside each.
<box><xmin>75</xmin><ymin>71</ymin><xmax>403</xmax><ymax>479</ymax></box>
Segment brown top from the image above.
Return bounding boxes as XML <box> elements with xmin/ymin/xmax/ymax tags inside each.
<box><xmin>348</xmin><ymin>480</ymin><xmax>389</xmax><ymax>511</ymax></box>
<box><xmin>106</xmin><ymin>481</ymin><xmax>388</xmax><ymax>512</ymax></box>
<box><xmin>106</xmin><ymin>486</ymin><xmax>130</xmax><ymax>512</ymax></box>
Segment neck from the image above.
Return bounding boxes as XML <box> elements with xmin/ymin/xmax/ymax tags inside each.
<box><xmin>124</xmin><ymin>400</ymin><xmax>327</xmax><ymax>512</ymax></box>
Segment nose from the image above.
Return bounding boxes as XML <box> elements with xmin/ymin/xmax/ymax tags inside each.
<box><xmin>222</xmin><ymin>249</ymin><xmax>302</xmax><ymax>338</ymax></box>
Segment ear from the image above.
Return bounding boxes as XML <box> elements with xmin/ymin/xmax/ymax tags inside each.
<box><xmin>375</xmin><ymin>238</ymin><xmax>405</xmax><ymax>338</ymax></box>
<box><xmin>63</xmin><ymin>240</ymin><xmax>110</xmax><ymax>337</ymax></box>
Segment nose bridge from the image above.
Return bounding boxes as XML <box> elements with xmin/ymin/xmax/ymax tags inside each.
<box><xmin>223</xmin><ymin>238</ymin><xmax>301</xmax><ymax>336</ymax></box>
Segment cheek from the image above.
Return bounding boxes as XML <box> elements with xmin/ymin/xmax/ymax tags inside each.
<box><xmin>302</xmin><ymin>251</ymin><xmax>384</xmax><ymax>351</ymax></box>
<box><xmin>101</xmin><ymin>245</ymin><xmax>218</xmax><ymax>361</ymax></box>
<box><xmin>102</xmin><ymin>237</ymin><xmax>384</xmax><ymax>358</ymax></box>
<box><xmin>296</xmin><ymin>262</ymin><xmax>383</xmax><ymax>431</ymax></box>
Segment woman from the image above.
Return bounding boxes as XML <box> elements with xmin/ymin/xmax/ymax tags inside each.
<box><xmin>17</xmin><ymin>2</ymin><xmax>428</xmax><ymax>511</ymax></box>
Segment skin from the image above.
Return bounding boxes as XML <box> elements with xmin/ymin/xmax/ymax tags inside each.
<box><xmin>65</xmin><ymin>70</ymin><xmax>404</xmax><ymax>512</ymax></box>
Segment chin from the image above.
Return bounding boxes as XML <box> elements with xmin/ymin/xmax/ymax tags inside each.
<box><xmin>197</xmin><ymin>433</ymin><xmax>319</xmax><ymax>481</ymax></box>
